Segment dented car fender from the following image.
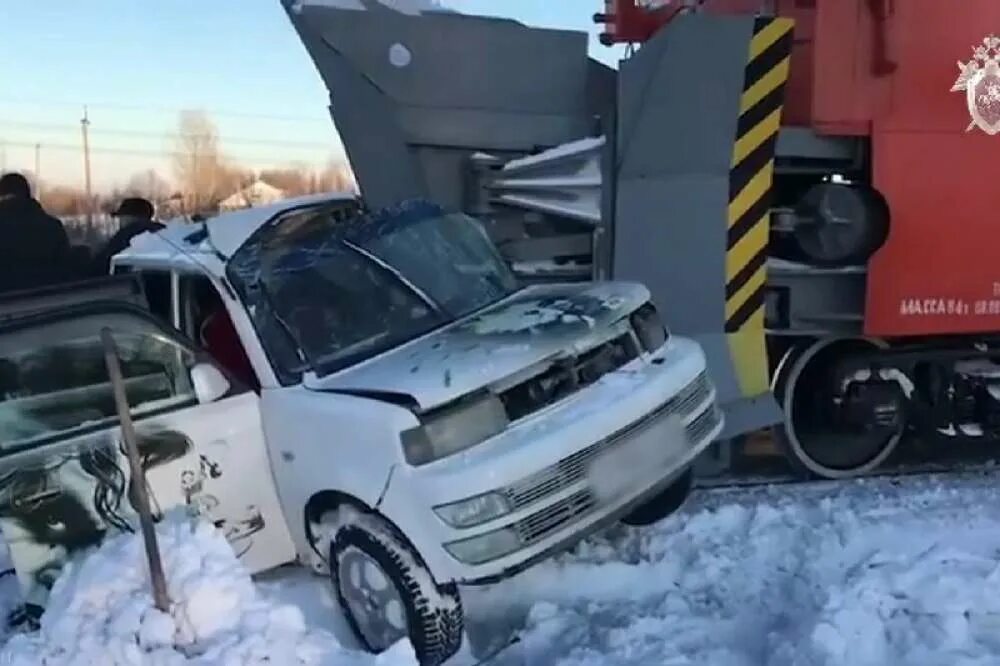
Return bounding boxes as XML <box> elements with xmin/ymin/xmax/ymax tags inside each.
<box><xmin>258</xmin><ymin>386</ymin><xmax>417</xmax><ymax>558</ymax></box>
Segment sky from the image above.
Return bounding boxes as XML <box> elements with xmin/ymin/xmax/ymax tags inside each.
<box><xmin>0</xmin><ymin>1</ymin><xmax>626</xmax><ymax>192</ymax></box>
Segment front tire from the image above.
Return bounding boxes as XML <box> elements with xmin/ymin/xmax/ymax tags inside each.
<box><xmin>620</xmin><ymin>469</ymin><xmax>693</xmax><ymax>527</ymax></box>
<box><xmin>330</xmin><ymin>515</ymin><xmax>463</xmax><ymax>666</ymax></box>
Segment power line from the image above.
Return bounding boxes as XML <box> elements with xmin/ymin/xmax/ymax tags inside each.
<box><xmin>0</xmin><ymin>119</ymin><xmax>335</xmax><ymax>150</ymax></box>
<box><xmin>0</xmin><ymin>140</ymin><xmax>340</xmax><ymax>169</ymax></box>
<box><xmin>0</xmin><ymin>97</ymin><xmax>332</xmax><ymax>125</ymax></box>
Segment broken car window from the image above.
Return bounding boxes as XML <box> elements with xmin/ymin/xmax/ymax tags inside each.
<box><xmin>0</xmin><ymin>312</ymin><xmax>198</xmax><ymax>451</ymax></box>
<box><xmin>227</xmin><ymin>200</ymin><xmax>519</xmax><ymax>383</ymax></box>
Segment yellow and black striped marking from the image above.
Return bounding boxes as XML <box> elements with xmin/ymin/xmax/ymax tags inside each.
<box><xmin>725</xmin><ymin>16</ymin><xmax>794</xmax><ymax>395</ymax></box>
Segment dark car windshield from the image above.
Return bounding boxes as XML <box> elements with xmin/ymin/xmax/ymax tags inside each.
<box><xmin>226</xmin><ymin>200</ymin><xmax>519</xmax><ymax>383</ymax></box>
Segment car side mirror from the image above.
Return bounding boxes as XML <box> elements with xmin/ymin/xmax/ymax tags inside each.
<box><xmin>191</xmin><ymin>363</ymin><xmax>230</xmax><ymax>404</ymax></box>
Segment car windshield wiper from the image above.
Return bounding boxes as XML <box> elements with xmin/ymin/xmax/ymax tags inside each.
<box><xmin>341</xmin><ymin>240</ymin><xmax>445</xmax><ymax>317</ymax></box>
<box><xmin>311</xmin><ymin>318</ymin><xmax>444</xmax><ymax>378</ymax></box>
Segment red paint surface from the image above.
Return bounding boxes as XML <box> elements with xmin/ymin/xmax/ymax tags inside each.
<box><xmin>607</xmin><ymin>0</ymin><xmax>1000</xmax><ymax>337</ymax></box>
<box><xmin>594</xmin><ymin>0</ymin><xmax>682</xmax><ymax>44</ymax></box>
<box><xmin>775</xmin><ymin>0</ymin><xmax>1000</xmax><ymax>335</ymax></box>
<box><xmin>770</xmin><ymin>0</ymin><xmax>1000</xmax><ymax>336</ymax></box>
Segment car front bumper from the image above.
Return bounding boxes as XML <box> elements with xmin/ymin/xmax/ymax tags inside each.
<box><xmin>377</xmin><ymin>336</ymin><xmax>724</xmax><ymax>585</ymax></box>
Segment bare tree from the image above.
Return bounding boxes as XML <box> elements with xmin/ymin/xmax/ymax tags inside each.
<box><xmin>260</xmin><ymin>166</ymin><xmax>310</xmax><ymax>196</ymax></box>
<box><xmin>42</xmin><ymin>185</ymin><xmax>89</xmax><ymax>217</ymax></box>
<box><xmin>170</xmin><ymin>110</ymin><xmax>247</xmax><ymax>213</ymax></box>
<box><xmin>259</xmin><ymin>160</ymin><xmax>355</xmax><ymax>197</ymax></box>
<box><xmin>317</xmin><ymin>159</ymin><xmax>357</xmax><ymax>193</ymax></box>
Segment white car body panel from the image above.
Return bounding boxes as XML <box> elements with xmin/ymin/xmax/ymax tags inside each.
<box><xmin>0</xmin><ymin>309</ymin><xmax>296</xmax><ymax>606</ymax></box>
<box><xmin>115</xmin><ymin>192</ymin><xmax>355</xmax><ymax>264</ymax></box>
<box><xmin>145</xmin><ymin>392</ymin><xmax>298</xmax><ymax>574</ymax></box>
<box><xmin>377</xmin><ymin>336</ymin><xmax>721</xmax><ymax>582</ymax></box>
<box><xmin>258</xmin><ymin>386</ymin><xmax>419</xmax><ymax>557</ymax></box>
<box><xmin>102</xmin><ymin>196</ymin><xmax>724</xmax><ymax>588</ymax></box>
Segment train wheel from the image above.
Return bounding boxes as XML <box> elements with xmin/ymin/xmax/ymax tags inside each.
<box><xmin>772</xmin><ymin>337</ymin><xmax>904</xmax><ymax>480</ymax></box>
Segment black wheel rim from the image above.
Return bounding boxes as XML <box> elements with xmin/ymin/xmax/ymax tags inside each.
<box><xmin>785</xmin><ymin>339</ymin><xmax>902</xmax><ymax>475</ymax></box>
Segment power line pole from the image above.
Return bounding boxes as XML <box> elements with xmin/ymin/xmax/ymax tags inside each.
<box><xmin>81</xmin><ymin>106</ymin><xmax>94</xmax><ymax>224</ymax></box>
<box><xmin>33</xmin><ymin>143</ymin><xmax>40</xmax><ymax>183</ymax></box>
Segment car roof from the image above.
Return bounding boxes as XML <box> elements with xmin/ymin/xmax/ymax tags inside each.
<box><xmin>114</xmin><ymin>191</ymin><xmax>357</xmax><ymax>272</ymax></box>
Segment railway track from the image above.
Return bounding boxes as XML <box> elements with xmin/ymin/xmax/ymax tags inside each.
<box><xmin>694</xmin><ymin>429</ymin><xmax>1000</xmax><ymax>489</ymax></box>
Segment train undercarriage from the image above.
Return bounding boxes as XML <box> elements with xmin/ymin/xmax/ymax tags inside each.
<box><xmin>763</xmin><ymin>133</ymin><xmax>1000</xmax><ymax>480</ymax></box>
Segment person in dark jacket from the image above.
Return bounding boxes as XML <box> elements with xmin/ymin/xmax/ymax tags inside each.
<box><xmin>0</xmin><ymin>172</ymin><xmax>72</xmax><ymax>293</ymax></box>
<box><xmin>92</xmin><ymin>197</ymin><xmax>165</xmax><ymax>275</ymax></box>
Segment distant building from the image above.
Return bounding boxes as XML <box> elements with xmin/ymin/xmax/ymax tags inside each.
<box><xmin>219</xmin><ymin>179</ymin><xmax>287</xmax><ymax>211</ymax></box>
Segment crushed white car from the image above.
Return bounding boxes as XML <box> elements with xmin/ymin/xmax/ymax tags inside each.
<box><xmin>0</xmin><ymin>195</ymin><xmax>723</xmax><ymax>664</ymax></box>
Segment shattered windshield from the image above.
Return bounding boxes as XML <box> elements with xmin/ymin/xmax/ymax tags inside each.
<box><xmin>226</xmin><ymin>200</ymin><xmax>519</xmax><ymax>383</ymax></box>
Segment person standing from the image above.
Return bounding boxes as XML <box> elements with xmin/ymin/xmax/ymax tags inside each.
<box><xmin>92</xmin><ymin>197</ymin><xmax>165</xmax><ymax>275</ymax></box>
<box><xmin>0</xmin><ymin>172</ymin><xmax>72</xmax><ymax>293</ymax></box>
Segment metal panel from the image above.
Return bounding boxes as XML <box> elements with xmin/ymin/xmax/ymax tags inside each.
<box><xmin>487</xmin><ymin>137</ymin><xmax>604</xmax><ymax>225</ymax></box>
<box><xmin>500</xmin><ymin>235</ymin><xmax>594</xmax><ymax>261</ymax></box>
<box><xmin>611</xmin><ymin>13</ymin><xmax>783</xmax><ymax>434</ymax></box>
<box><xmin>396</xmin><ymin>108</ymin><xmax>597</xmax><ymax>152</ymax></box>
<box><xmin>766</xmin><ymin>260</ymin><xmax>866</xmax><ymax>336</ymax></box>
<box><xmin>775</xmin><ymin>126</ymin><xmax>861</xmax><ymax>161</ymax></box>
<box><xmin>284</xmin><ymin>2</ymin><xmax>613</xmax><ymax>211</ymax></box>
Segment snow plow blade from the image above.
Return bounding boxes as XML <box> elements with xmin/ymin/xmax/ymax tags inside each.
<box><xmin>281</xmin><ymin>0</ymin><xmax>611</xmax><ymax>211</ymax></box>
<box><xmin>283</xmin><ymin>1</ymin><xmax>791</xmax><ymax>438</ymax></box>
<box><xmin>611</xmin><ymin>13</ymin><xmax>793</xmax><ymax>436</ymax></box>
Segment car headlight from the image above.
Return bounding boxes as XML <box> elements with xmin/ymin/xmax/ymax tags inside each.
<box><xmin>444</xmin><ymin>526</ymin><xmax>522</xmax><ymax>565</ymax></box>
<box><xmin>630</xmin><ymin>302</ymin><xmax>669</xmax><ymax>353</ymax></box>
<box><xmin>401</xmin><ymin>392</ymin><xmax>509</xmax><ymax>466</ymax></box>
<box><xmin>434</xmin><ymin>491</ymin><xmax>512</xmax><ymax>529</ymax></box>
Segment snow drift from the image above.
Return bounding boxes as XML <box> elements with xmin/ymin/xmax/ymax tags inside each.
<box><xmin>466</xmin><ymin>473</ymin><xmax>1000</xmax><ymax>666</ymax></box>
<box><xmin>0</xmin><ymin>514</ymin><xmax>417</xmax><ymax>665</ymax></box>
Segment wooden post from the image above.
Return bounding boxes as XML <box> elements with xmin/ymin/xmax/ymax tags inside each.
<box><xmin>101</xmin><ymin>328</ymin><xmax>171</xmax><ymax>613</ymax></box>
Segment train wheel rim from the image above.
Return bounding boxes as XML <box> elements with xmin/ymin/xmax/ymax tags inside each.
<box><xmin>780</xmin><ymin>337</ymin><xmax>903</xmax><ymax>479</ymax></box>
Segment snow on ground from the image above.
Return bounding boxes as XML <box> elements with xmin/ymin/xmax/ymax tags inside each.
<box><xmin>0</xmin><ymin>539</ymin><xmax>20</xmax><ymax>644</ymax></box>
<box><xmin>456</xmin><ymin>472</ymin><xmax>1000</xmax><ymax>666</ymax></box>
<box><xmin>0</xmin><ymin>513</ymin><xmax>416</xmax><ymax>665</ymax></box>
<box><xmin>6</xmin><ymin>473</ymin><xmax>1000</xmax><ymax>665</ymax></box>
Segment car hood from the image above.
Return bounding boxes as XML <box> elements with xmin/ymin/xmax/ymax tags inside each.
<box><xmin>303</xmin><ymin>281</ymin><xmax>650</xmax><ymax>412</ymax></box>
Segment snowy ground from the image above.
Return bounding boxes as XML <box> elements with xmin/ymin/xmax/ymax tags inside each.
<box><xmin>455</xmin><ymin>472</ymin><xmax>1000</xmax><ymax>666</ymax></box>
<box><xmin>0</xmin><ymin>513</ymin><xmax>416</xmax><ymax>665</ymax></box>
<box><xmin>6</xmin><ymin>472</ymin><xmax>1000</xmax><ymax>664</ymax></box>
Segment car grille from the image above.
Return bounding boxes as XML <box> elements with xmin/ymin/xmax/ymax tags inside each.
<box><xmin>510</xmin><ymin>402</ymin><xmax>721</xmax><ymax>546</ymax></box>
<box><xmin>501</xmin><ymin>370</ymin><xmax>714</xmax><ymax>512</ymax></box>
<box><xmin>513</xmin><ymin>489</ymin><xmax>596</xmax><ymax>545</ymax></box>
<box><xmin>687</xmin><ymin>403</ymin><xmax>723</xmax><ymax>444</ymax></box>
<box><xmin>668</xmin><ymin>371</ymin><xmax>712</xmax><ymax>417</ymax></box>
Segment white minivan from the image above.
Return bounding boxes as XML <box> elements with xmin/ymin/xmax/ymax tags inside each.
<box><xmin>0</xmin><ymin>195</ymin><xmax>723</xmax><ymax>664</ymax></box>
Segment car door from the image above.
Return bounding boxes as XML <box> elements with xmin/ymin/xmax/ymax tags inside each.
<box><xmin>0</xmin><ymin>303</ymin><xmax>295</xmax><ymax>608</ymax></box>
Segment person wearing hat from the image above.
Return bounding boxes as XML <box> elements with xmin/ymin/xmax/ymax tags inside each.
<box><xmin>0</xmin><ymin>172</ymin><xmax>72</xmax><ymax>293</ymax></box>
<box><xmin>93</xmin><ymin>197</ymin><xmax>165</xmax><ymax>275</ymax></box>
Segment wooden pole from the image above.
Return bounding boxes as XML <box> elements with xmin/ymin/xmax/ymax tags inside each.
<box><xmin>101</xmin><ymin>328</ymin><xmax>171</xmax><ymax>612</ymax></box>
